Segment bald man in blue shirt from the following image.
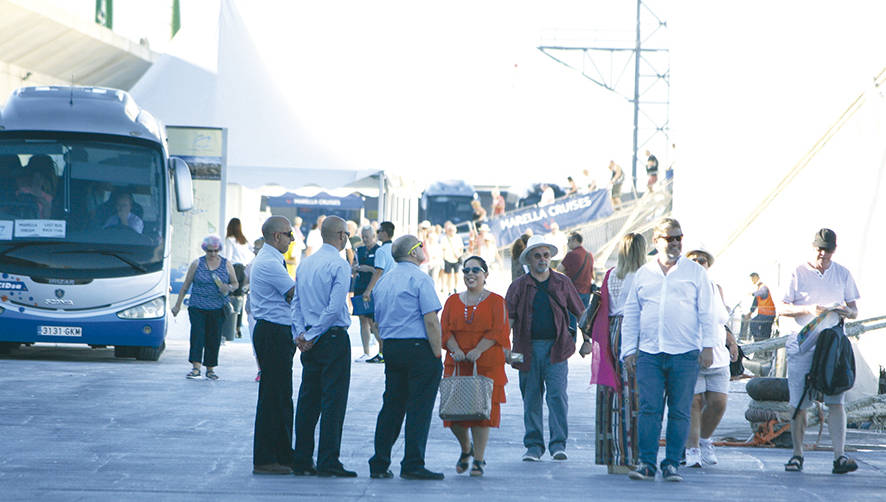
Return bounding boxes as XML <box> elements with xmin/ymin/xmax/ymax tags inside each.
<box><xmin>292</xmin><ymin>216</ymin><xmax>356</xmax><ymax>477</ymax></box>
<box><xmin>251</xmin><ymin>216</ymin><xmax>296</xmax><ymax>475</ymax></box>
<box><xmin>368</xmin><ymin>234</ymin><xmax>445</xmax><ymax>480</ymax></box>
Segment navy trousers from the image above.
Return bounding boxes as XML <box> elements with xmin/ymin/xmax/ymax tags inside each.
<box><xmin>369</xmin><ymin>338</ymin><xmax>443</xmax><ymax>474</ymax></box>
<box><xmin>293</xmin><ymin>327</ymin><xmax>351</xmax><ymax>471</ymax></box>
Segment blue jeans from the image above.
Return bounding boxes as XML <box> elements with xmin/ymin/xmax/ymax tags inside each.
<box><xmin>569</xmin><ymin>293</ymin><xmax>591</xmax><ymax>333</ymax></box>
<box><xmin>518</xmin><ymin>340</ymin><xmax>569</xmax><ymax>455</ymax></box>
<box><xmin>636</xmin><ymin>350</ymin><xmax>699</xmax><ymax>469</ymax></box>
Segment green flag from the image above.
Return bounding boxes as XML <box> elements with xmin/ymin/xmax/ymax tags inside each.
<box><xmin>172</xmin><ymin>0</ymin><xmax>181</xmax><ymax>37</ymax></box>
<box><xmin>94</xmin><ymin>0</ymin><xmax>113</xmax><ymax>29</ymax></box>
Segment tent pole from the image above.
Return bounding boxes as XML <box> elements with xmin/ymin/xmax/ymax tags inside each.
<box><xmin>378</xmin><ymin>171</ymin><xmax>386</xmax><ymax>221</ymax></box>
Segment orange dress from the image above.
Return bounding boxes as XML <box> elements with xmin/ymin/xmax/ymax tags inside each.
<box><xmin>441</xmin><ymin>292</ymin><xmax>510</xmax><ymax>428</ymax></box>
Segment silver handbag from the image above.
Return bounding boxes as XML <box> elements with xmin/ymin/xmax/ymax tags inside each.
<box><xmin>438</xmin><ymin>361</ymin><xmax>494</xmax><ymax>421</ymax></box>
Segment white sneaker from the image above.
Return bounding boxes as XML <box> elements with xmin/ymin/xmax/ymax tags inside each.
<box><xmin>700</xmin><ymin>439</ymin><xmax>718</xmax><ymax>465</ymax></box>
<box><xmin>355</xmin><ymin>354</ymin><xmax>371</xmax><ymax>362</ymax></box>
<box><xmin>685</xmin><ymin>447</ymin><xmax>702</xmax><ymax>468</ymax></box>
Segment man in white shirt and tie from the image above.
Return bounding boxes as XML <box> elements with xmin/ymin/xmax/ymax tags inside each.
<box><xmin>621</xmin><ymin>218</ymin><xmax>716</xmax><ymax>482</ymax></box>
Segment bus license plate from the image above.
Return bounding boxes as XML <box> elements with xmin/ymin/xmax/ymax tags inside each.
<box><xmin>39</xmin><ymin>326</ymin><xmax>83</xmax><ymax>337</ymax></box>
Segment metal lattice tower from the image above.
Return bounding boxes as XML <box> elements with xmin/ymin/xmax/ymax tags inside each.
<box><xmin>538</xmin><ymin>0</ymin><xmax>670</xmax><ymax>192</ymax></box>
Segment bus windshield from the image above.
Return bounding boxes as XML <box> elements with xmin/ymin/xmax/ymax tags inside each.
<box><xmin>0</xmin><ymin>136</ymin><xmax>166</xmax><ymax>279</ymax></box>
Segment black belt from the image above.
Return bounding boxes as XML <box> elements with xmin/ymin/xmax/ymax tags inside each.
<box><xmin>305</xmin><ymin>325</ymin><xmax>347</xmax><ymax>334</ymax></box>
<box><xmin>256</xmin><ymin>319</ymin><xmax>289</xmax><ymax>328</ymax></box>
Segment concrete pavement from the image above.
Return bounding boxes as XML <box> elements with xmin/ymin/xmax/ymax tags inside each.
<box><xmin>2</xmin><ymin>310</ymin><xmax>886</xmax><ymax>501</ymax></box>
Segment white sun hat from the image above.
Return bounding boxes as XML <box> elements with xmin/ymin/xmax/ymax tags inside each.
<box><xmin>520</xmin><ymin>234</ymin><xmax>558</xmax><ymax>265</ymax></box>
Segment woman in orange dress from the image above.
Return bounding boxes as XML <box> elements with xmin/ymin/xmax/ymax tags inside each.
<box><xmin>441</xmin><ymin>255</ymin><xmax>510</xmax><ymax>477</ymax></box>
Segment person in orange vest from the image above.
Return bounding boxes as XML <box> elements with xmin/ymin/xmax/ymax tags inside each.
<box><xmin>747</xmin><ymin>273</ymin><xmax>776</xmax><ymax>341</ymax></box>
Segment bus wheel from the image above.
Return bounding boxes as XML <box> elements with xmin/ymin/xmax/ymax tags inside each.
<box><xmin>136</xmin><ymin>342</ymin><xmax>165</xmax><ymax>361</ymax></box>
<box><xmin>114</xmin><ymin>346</ymin><xmax>138</xmax><ymax>358</ymax></box>
<box><xmin>0</xmin><ymin>342</ymin><xmax>20</xmax><ymax>354</ymax></box>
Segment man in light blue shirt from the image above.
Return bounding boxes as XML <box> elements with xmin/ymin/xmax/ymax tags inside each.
<box><xmin>361</xmin><ymin>220</ymin><xmax>395</xmax><ymax>363</ymax></box>
<box><xmin>291</xmin><ymin>216</ymin><xmax>356</xmax><ymax>477</ymax></box>
<box><xmin>368</xmin><ymin>234</ymin><xmax>445</xmax><ymax>480</ymax></box>
<box><xmin>251</xmin><ymin>216</ymin><xmax>296</xmax><ymax>475</ymax></box>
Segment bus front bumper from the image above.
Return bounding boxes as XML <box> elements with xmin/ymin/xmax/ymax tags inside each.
<box><xmin>0</xmin><ymin>308</ymin><xmax>166</xmax><ymax>347</ymax></box>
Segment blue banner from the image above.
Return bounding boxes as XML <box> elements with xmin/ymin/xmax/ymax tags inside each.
<box><xmin>265</xmin><ymin>191</ymin><xmax>364</xmax><ymax>210</ymax></box>
<box><xmin>487</xmin><ymin>189</ymin><xmax>613</xmax><ymax>246</ymax></box>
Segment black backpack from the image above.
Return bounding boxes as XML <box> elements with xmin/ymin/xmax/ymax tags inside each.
<box><xmin>792</xmin><ymin>321</ymin><xmax>855</xmax><ymax>419</ymax></box>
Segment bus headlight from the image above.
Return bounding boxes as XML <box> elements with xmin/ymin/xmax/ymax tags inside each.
<box><xmin>117</xmin><ymin>297</ymin><xmax>165</xmax><ymax>319</ymax></box>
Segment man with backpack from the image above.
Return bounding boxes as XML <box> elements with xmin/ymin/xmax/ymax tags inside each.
<box><xmin>780</xmin><ymin>228</ymin><xmax>859</xmax><ymax>474</ymax></box>
<box><xmin>557</xmin><ymin>232</ymin><xmax>594</xmax><ymax>334</ymax></box>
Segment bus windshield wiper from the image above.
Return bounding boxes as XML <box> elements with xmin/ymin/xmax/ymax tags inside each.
<box><xmin>53</xmin><ymin>249</ymin><xmax>147</xmax><ymax>273</ymax></box>
<box><xmin>0</xmin><ymin>242</ymin><xmax>61</xmax><ymax>259</ymax></box>
<box><xmin>0</xmin><ymin>254</ymin><xmax>46</xmax><ymax>267</ymax></box>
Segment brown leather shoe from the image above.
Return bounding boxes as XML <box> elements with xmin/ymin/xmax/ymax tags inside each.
<box><xmin>253</xmin><ymin>463</ymin><xmax>293</xmax><ymax>475</ymax></box>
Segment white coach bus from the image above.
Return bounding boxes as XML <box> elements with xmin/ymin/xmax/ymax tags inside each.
<box><xmin>0</xmin><ymin>86</ymin><xmax>193</xmax><ymax>360</ymax></box>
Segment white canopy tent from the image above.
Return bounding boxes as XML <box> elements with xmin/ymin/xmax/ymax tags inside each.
<box><xmin>128</xmin><ymin>0</ymin><xmax>417</xmax><ymax>234</ymax></box>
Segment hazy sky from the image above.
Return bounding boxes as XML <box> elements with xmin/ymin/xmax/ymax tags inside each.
<box><xmin>63</xmin><ymin>0</ymin><xmax>657</xmax><ymax>188</ymax></box>
<box><xmin>60</xmin><ymin>1</ymin><xmax>886</xmax><ymax>192</ymax></box>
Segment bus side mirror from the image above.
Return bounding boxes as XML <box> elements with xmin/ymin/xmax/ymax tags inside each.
<box><xmin>170</xmin><ymin>157</ymin><xmax>193</xmax><ymax>212</ymax></box>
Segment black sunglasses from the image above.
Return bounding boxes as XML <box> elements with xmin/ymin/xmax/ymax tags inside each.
<box><xmin>692</xmin><ymin>256</ymin><xmax>708</xmax><ymax>265</ymax></box>
<box><xmin>462</xmin><ymin>266</ymin><xmax>484</xmax><ymax>274</ymax></box>
<box><xmin>276</xmin><ymin>231</ymin><xmax>294</xmax><ymax>240</ymax></box>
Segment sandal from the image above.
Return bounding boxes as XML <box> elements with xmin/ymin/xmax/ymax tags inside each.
<box><xmin>470</xmin><ymin>459</ymin><xmax>486</xmax><ymax>477</ymax></box>
<box><xmin>785</xmin><ymin>455</ymin><xmax>803</xmax><ymax>472</ymax></box>
<box><xmin>833</xmin><ymin>455</ymin><xmax>858</xmax><ymax>474</ymax></box>
<box><xmin>456</xmin><ymin>444</ymin><xmax>473</xmax><ymax>474</ymax></box>
<box><xmin>186</xmin><ymin>368</ymin><xmax>201</xmax><ymax>379</ymax></box>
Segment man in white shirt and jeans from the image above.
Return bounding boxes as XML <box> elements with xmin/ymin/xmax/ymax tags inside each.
<box><xmin>621</xmin><ymin>218</ymin><xmax>716</xmax><ymax>482</ymax></box>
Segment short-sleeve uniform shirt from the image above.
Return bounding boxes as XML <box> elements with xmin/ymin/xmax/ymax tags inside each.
<box><xmin>372</xmin><ymin>261</ymin><xmax>442</xmax><ymax>340</ymax></box>
<box><xmin>373</xmin><ymin>241</ymin><xmax>394</xmax><ymax>274</ymax></box>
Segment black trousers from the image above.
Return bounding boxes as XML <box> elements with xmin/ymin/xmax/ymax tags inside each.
<box><xmin>369</xmin><ymin>338</ymin><xmax>443</xmax><ymax>474</ymax></box>
<box><xmin>187</xmin><ymin>307</ymin><xmax>223</xmax><ymax>367</ymax></box>
<box><xmin>253</xmin><ymin>319</ymin><xmax>296</xmax><ymax>466</ymax></box>
<box><xmin>293</xmin><ymin>327</ymin><xmax>351</xmax><ymax>471</ymax></box>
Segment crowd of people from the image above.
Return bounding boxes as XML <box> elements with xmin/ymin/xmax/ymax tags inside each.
<box><xmin>168</xmin><ymin>211</ymin><xmax>861</xmax><ymax>481</ymax></box>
